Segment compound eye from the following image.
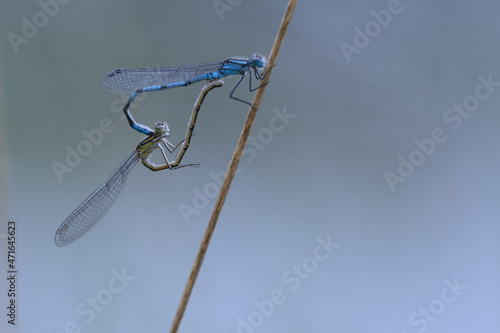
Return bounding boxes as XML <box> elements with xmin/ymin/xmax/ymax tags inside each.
<box><xmin>252</xmin><ymin>54</ymin><xmax>266</xmax><ymax>67</ymax></box>
<box><xmin>155</xmin><ymin>122</ymin><xmax>169</xmax><ymax>133</ymax></box>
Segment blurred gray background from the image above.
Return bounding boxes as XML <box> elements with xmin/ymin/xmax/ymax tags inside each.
<box><xmin>1</xmin><ymin>0</ymin><xmax>499</xmax><ymax>332</ymax></box>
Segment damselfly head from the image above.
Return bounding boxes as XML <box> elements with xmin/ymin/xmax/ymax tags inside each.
<box><xmin>252</xmin><ymin>54</ymin><xmax>266</xmax><ymax>68</ymax></box>
<box><xmin>155</xmin><ymin>122</ymin><xmax>170</xmax><ymax>135</ymax></box>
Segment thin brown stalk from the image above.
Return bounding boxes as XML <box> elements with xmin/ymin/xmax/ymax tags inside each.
<box><xmin>169</xmin><ymin>1</ymin><xmax>297</xmax><ymax>332</ymax></box>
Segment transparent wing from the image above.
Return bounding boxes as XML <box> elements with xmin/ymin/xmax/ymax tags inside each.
<box><xmin>55</xmin><ymin>151</ymin><xmax>139</xmax><ymax>247</ymax></box>
<box><xmin>101</xmin><ymin>62</ymin><xmax>222</xmax><ymax>94</ymax></box>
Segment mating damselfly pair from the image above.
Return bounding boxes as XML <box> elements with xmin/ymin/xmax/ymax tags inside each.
<box><xmin>55</xmin><ymin>55</ymin><xmax>269</xmax><ymax>247</ymax></box>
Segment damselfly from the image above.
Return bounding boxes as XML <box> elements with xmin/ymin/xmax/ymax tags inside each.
<box><xmin>54</xmin><ymin>80</ymin><xmax>224</xmax><ymax>247</ymax></box>
<box><xmin>101</xmin><ymin>54</ymin><xmax>268</xmax><ymax>134</ymax></box>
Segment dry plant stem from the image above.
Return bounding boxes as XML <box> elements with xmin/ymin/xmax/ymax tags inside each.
<box><xmin>169</xmin><ymin>1</ymin><xmax>297</xmax><ymax>332</ymax></box>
